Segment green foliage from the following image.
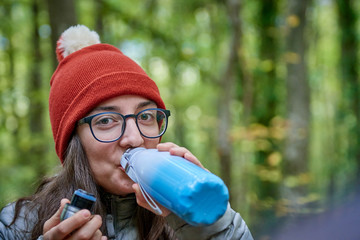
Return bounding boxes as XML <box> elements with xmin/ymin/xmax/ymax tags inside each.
<box><xmin>0</xmin><ymin>0</ymin><xmax>359</xmax><ymax>238</ymax></box>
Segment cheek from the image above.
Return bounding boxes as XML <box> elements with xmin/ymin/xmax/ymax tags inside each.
<box><xmin>77</xmin><ymin>126</ymin><xmax>114</xmax><ymax>167</ymax></box>
<box><xmin>85</xmin><ymin>142</ymin><xmax>108</xmax><ymax>158</ymax></box>
<box><xmin>81</xmin><ymin>139</ymin><xmax>104</xmax><ymax>161</ymax></box>
<box><xmin>84</xmin><ymin>142</ymin><xmax>117</xmax><ymax>170</ymax></box>
<box><xmin>78</xmin><ymin>125</ymin><xmax>108</xmax><ymax>155</ymax></box>
<box><xmin>84</xmin><ymin>144</ymin><xmax>118</xmax><ymax>185</ymax></box>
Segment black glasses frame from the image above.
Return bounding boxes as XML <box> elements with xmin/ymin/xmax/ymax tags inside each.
<box><xmin>78</xmin><ymin>108</ymin><xmax>171</xmax><ymax>143</ymax></box>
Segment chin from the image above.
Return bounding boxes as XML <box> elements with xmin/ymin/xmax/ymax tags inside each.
<box><xmin>115</xmin><ymin>188</ymin><xmax>135</xmax><ymax>197</ymax></box>
<box><xmin>112</xmin><ymin>180</ymin><xmax>135</xmax><ymax>195</ymax></box>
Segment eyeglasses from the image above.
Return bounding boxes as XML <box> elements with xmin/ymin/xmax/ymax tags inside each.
<box><xmin>78</xmin><ymin>108</ymin><xmax>170</xmax><ymax>142</ymax></box>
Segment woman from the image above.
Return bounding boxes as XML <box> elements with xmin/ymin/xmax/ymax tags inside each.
<box><xmin>0</xmin><ymin>25</ymin><xmax>253</xmax><ymax>240</ymax></box>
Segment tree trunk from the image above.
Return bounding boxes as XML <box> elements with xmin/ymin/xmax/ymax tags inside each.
<box><xmin>216</xmin><ymin>0</ymin><xmax>241</xmax><ymax>193</ymax></box>
<box><xmin>46</xmin><ymin>0</ymin><xmax>77</xmax><ymax>69</ymax></box>
<box><xmin>252</xmin><ymin>0</ymin><xmax>280</xmax><ymax>235</ymax></box>
<box><xmin>283</xmin><ymin>0</ymin><xmax>310</xmax><ymax>212</ymax></box>
<box><xmin>336</xmin><ymin>0</ymin><xmax>360</xmax><ymax>179</ymax></box>
<box><xmin>27</xmin><ymin>0</ymin><xmax>47</xmax><ymax>178</ymax></box>
<box><xmin>95</xmin><ymin>0</ymin><xmax>104</xmax><ymax>35</ymax></box>
<box><xmin>256</xmin><ymin>0</ymin><xmax>279</xmax><ymax>125</ymax></box>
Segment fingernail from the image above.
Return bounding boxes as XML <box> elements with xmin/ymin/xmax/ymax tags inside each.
<box><xmin>82</xmin><ymin>210</ymin><xmax>91</xmax><ymax>218</ymax></box>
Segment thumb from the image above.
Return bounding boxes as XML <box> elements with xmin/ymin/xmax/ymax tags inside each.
<box><xmin>43</xmin><ymin>198</ymin><xmax>70</xmax><ymax>234</ymax></box>
<box><xmin>132</xmin><ymin>184</ymin><xmax>170</xmax><ymax>217</ymax></box>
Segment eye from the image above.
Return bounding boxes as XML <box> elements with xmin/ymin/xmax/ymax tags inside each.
<box><xmin>139</xmin><ymin>113</ymin><xmax>151</xmax><ymax>121</ymax></box>
<box><xmin>93</xmin><ymin>114</ymin><xmax>121</xmax><ymax>127</ymax></box>
<box><xmin>137</xmin><ymin>111</ymin><xmax>156</xmax><ymax>124</ymax></box>
<box><xmin>97</xmin><ymin>117</ymin><xmax>112</xmax><ymax>125</ymax></box>
<box><xmin>139</xmin><ymin>113</ymin><xmax>152</xmax><ymax>121</ymax></box>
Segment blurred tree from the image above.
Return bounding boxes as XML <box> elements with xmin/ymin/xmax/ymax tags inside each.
<box><xmin>256</xmin><ymin>0</ymin><xmax>279</xmax><ymax>124</ymax></box>
<box><xmin>336</xmin><ymin>0</ymin><xmax>359</xmax><ymax>179</ymax></box>
<box><xmin>47</xmin><ymin>0</ymin><xmax>77</xmax><ymax>68</ymax></box>
<box><xmin>27</xmin><ymin>0</ymin><xmax>47</xmax><ymax>179</ymax></box>
<box><xmin>1</xmin><ymin>0</ymin><xmax>360</xmax><ymax>238</ymax></box>
<box><xmin>0</xmin><ymin>0</ymin><xmax>17</xmax><ymax>205</ymax></box>
<box><xmin>0</xmin><ymin>1</ymin><xmax>16</xmax><ymax>145</ymax></box>
<box><xmin>94</xmin><ymin>0</ymin><xmax>105</xmax><ymax>35</ymax></box>
<box><xmin>216</xmin><ymin>0</ymin><xmax>241</xmax><ymax>193</ymax></box>
<box><xmin>283</xmin><ymin>0</ymin><xmax>310</xmax><ymax>213</ymax></box>
<box><xmin>250</xmin><ymin>0</ymin><xmax>281</xmax><ymax>234</ymax></box>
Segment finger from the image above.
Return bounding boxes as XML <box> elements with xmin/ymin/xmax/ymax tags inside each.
<box><xmin>88</xmin><ymin>230</ymin><xmax>101</xmax><ymax>240</ymax></box>
<box><xmin>89</xmin><ymin>230</ymin><xmax>105</xmax><ymax>240</ymax></box>
<box><xmin>183</xmin><ymin>152</ymin><xmax>205</xmax><ymax>169</ymax></box>
<box><xmin>157</xmin><ymin>142</ymin><xmax>178</xmax><ymax>151</ymax></box>
<box><xmin>169</xmin><ymin>147</ymin><xmax>205</xmax><ymax>169</ymax></box>
<box><xmin>43</xmin><ymin>198</ymin><xmax>70</xmax><ymax>234</ymax></box>
<box><xmin>132</xmin><ymin>184</ymin><xmax>170</xmax><ymax>217</ymax></box>
<box><xmin>132</xmin><ymin>183</ymin><xmax>151</xmax><ymax>211</ymax></box>
<box><xmin>158</xmin><ymin>143</ymin><xmax>189</xmax><ymax>158</ymax></box>
<box><xmin>158</xmin><ymin>143</ymin><xmax>194</xmax><ymax>160</ymax></box>
<box><xmin>69</xmin><ymin>215</ymin><xmax>103</xmax><ymax>240</ymax></box>
<box><xmin>93</xmin><ymin>230</ymin><xmax>107</xmax><ymax>240</ymax></box>
<box><xmin>157</xmin><ymin>143</ymin><xmax>206</xmax><ymax>169</ymax></box>
<box><xmin>45</xmin><ymin>209</ymin><xmax>92</xmax><ymax>239</ymax></box>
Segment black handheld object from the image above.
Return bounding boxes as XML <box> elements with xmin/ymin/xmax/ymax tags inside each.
<box><xmin>60</xmin><ymin>189</ymin><xmax>96</xmax><ymax>221</ymax></box>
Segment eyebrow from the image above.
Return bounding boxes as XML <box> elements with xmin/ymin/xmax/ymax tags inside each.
<box><xmin>92</xmin><ymin>100</ymin><xmax>156</xmax><ymax>112</ymax></box>
<box><xmin>137</xmin><ymin>100</ymin><xmax>156</xmax><ymax>109</ymax></box>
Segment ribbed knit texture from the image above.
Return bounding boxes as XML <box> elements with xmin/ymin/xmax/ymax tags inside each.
<box><xmin>49</xmin><ymin>44</ymin><xmax>165</xmax><ymax>163</ymax></box>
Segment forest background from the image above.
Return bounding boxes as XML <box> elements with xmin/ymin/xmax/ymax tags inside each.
<box><xmin>1</xmin><ymin>0</ymin><xmax>359</xmax><ymax>239</ymax></box>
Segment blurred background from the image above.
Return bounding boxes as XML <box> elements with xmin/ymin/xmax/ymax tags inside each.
<box><xmin>0</xmin><ymin>0</ymin><xmax>359</xmax><ymax>239</ymax></box>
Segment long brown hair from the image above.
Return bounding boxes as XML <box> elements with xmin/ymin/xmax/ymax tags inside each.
<box><xmin>11</xmin><ymin>134</ymin><xmax>175</xmax><ymax>239</ymax></box>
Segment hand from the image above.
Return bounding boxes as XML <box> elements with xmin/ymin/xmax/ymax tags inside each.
<box><xmin>42</xmin><ymin>199</ymin><xmax>107</xmax><ymax>240</ymax></box>
<box><xmin>157</xmin><ymin>142</ymin><xmax>206</xmax><ymax>170</ymax></box>
<box><xmin>132</xmin><ymin>183</ymin><xmax>171</xmax><ymax>217</ymax></box>
<box><xmin>133</xmin><ymin>142</ymin><xmax>207</xmax><ymax>217</ymax></box>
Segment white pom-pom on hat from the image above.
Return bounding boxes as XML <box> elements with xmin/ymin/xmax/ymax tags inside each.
<box><xmin>56</xmin><ymin>25</ymin><xmax>100</xmax><ymax>62</ymax></box>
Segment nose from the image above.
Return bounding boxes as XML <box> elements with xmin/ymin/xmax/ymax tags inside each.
<box><xmin>119</xmin><ymin>118</ymin><xmax>144</xmax><ymax>148</ymax></box>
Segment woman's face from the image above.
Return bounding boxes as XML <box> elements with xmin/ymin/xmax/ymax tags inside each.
<box><xmin>77</xmin><ymin>95</ymin><xmax>160</xmax><ymax>196</ymax></box>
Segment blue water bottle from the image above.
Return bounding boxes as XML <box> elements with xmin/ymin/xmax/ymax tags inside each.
<box><xmin>120</xmin><ymin>147</ymin><xmax>229</xmax><ymax>226</ymax></box>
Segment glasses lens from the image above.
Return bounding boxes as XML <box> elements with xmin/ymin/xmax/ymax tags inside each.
<box><xmin>91</xmin><ymin>113</ymin><xmax>124</xmax><ymax>142</ymax></box>
<box><xmin>137</xmin><ymin>109</ymin><xmax>167</xmax><ymax>138</ymax></box>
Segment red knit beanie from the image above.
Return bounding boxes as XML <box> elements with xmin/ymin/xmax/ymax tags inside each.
<box><xmin>49</xmin><ymin>25</ymin><xmax>165</xmax><ymax>163</ymax></box>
